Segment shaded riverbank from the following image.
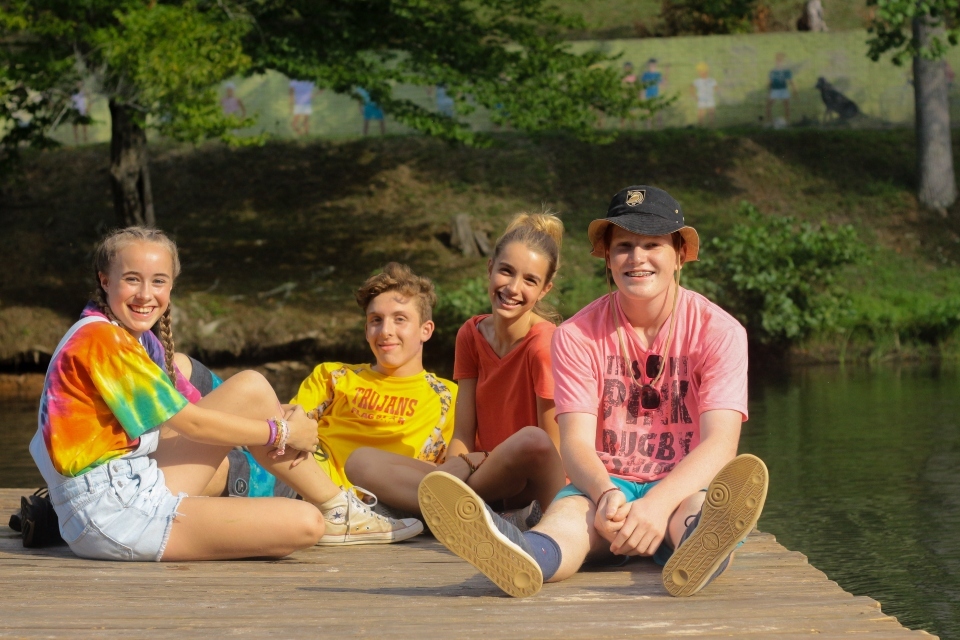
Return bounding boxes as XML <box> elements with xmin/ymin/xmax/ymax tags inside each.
<box><xmin>3</xmin><ymin>130</ymin><xmax>960</xmax><ymax>370</ymax></box>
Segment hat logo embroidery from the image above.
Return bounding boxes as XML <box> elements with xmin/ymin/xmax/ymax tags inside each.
<box><xmin>625</xmin><ymin>190</ymin><xmax>645</xmax><ymax>206</ymax></box>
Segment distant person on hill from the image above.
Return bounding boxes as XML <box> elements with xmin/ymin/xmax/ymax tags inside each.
<box><xmin>203</xmin><ymin>263</ymin><xmax>452</xmax><ymax>544</ymax></box>
<box><xmin>356</xmin><ymin>87</ymin><xmax>386</xmax><ymax>136</ymax></box>
<box><xmin>71</xmin><ymin>85</ymin><xmax>89</xmax><ymax>144</ymax></box>
<box><xmin>29</xmin><ymin>226</ymin><xmax>422</xmax><ymax>562</ymax></box>
<box><xmin>348</xmin><ymin>213</ymin><xmax>567</xmax><ymax>531</ymax></box>
<box><xmin>641</xmin><ymin>58</ymin><xmax>669</xmax><ymax>129</ymax></box>
<box><xmin>418</xmin><ymin>186</ymin><xmax>769</xmax><ymax>599</ymax></box>
<box><xmin>428</xmin><ymin>84</ymin><xmax>456</xmax><ymax>117</ymax></box>
<box><xmin>766</xmin><ymin>53</ymin><xmax>797</xmax><ymax>127</ymax></box>
<box><xmin>220</xmin><ymin>82</ymin><xmax>246</xmax><ymax>119</ymax></box>
<box><xmin>690</xmin><ymin>62</ymin><xmax>718</xmax><ymax>127</ymax></box>
<box><xmin>289</xmin><ymin>79</ymin><xmax>320</xmax><ymax>137</ymax></box>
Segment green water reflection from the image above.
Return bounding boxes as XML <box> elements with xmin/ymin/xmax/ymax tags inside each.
<box><xmin>1</xmin><ymin>400</ymin><xmax>43</xmax><ymax>489</ymax></box>
<box><xmin>740</xmin><ymin>365</ymin><xmax>959</xmax><ymax>638</ymax></box>
<box><xmin>0</xmin><ymin>365</ymin><xmax>957</xmax><ymax>637</ymax></box>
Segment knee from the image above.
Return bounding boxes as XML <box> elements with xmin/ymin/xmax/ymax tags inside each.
<box><xmin>294</xmin><ymin>503</ymin><xmax>326</xmax><ymax>547</ymax></box>
<box><xmin>512</xmin><ymin>426</ymin><xmax>557</xmax><ymax>461</ymax></box>
<box><xmin>231</xmin><ymin>370</ymin><xmax>276</xmax><ymax>405</ymax></box>
<box><xmin>173</xmin><ymin>352</ymin><xmax>193</xmax><ymax>379</ymax></box>
<box><xmin>493</xmin><ymin>427</ymin><xmax>557</xmax><ymax>475</ymax></box>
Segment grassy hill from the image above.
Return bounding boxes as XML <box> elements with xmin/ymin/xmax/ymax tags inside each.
<box><xmin>2</xmin><ymin>127</ymin><xmax>958</xmax><ymax>370</ymax></box>
<box><xmin>553</xmin><ymin>0</ymin><xmax>870</xmax><ymax>38</ymax></box>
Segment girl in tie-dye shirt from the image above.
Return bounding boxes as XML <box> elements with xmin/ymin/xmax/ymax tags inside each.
<box><xmin>31</xmin><ymin>227</ymin><xmax>409</xmax><ymax>561</ymax></box>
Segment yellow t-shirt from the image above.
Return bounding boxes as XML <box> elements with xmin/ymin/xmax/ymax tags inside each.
<box><xmin>291</xmin><ymin>362</ymin><xmax>456</xmax><ymax>489</ymax></box>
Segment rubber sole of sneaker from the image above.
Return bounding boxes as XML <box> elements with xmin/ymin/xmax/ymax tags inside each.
<box><xmin>418</xmin><ymin>471</ymin><xmax>543</xmax><ymax>598</ymax></box>
<box><xmin>661</xmin><ymin>454</ymin><xmax>769</xmax><ymax>597</ymax></box>
<box><xmin>316</xmin><ymin>519</ymin><xmax>424</xmax><ymax>546</ymax></box>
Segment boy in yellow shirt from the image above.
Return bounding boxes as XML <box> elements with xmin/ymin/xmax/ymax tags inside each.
<box><xmin>205</xmin><ymin>262</ymin><xmax>457</xmax><ymax>545</ymax></box>
<box><xmin>293</xmin><ymin>262</ymin><xmax>456</xmax><ymax>496</ymax></box>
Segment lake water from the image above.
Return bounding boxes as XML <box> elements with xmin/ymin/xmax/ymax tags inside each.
<box><xmin>1</xmin><ymin>364</ymin><xmax>957</xmax><ymax>638</ymax></box>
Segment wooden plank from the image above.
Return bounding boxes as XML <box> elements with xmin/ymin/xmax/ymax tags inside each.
<box><xmin>0</xmin><ymin>489</ymin><xmax>936</xmax><ymax>639</ymax></box>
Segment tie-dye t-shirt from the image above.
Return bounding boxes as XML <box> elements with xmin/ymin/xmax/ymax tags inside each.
<box><xmin>39</xmin><ymin>307</ymin><xmax>188</xmax><ymax>477</ymax></box>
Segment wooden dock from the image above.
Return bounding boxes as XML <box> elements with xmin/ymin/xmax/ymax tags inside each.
<box><xmin>0</xmin><ymin>489</ymin><xmax>934</xmax><ymax>638</ymax></box>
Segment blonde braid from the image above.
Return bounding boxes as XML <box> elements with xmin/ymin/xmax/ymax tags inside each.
<box><xmin>92</xmin><ymin>286</ymin><xmax>123</xmax><ymax>327</ymax></box>
<box><xmin>155</xmin><ymin>307</ymin><xmax>177</xmax><ymax>383</ymax></box>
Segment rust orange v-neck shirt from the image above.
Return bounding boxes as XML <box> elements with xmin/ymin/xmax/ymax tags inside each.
<box><xmin>453</xmin><ymin>315</ymin><xmax>555</xmax><ymax>452</ymax></box>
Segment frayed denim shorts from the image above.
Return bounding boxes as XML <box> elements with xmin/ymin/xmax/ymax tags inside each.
<box><xmin>48</xmin><ymin>457</ymin><xmax>184</xmax><ymax>561</ymax></box>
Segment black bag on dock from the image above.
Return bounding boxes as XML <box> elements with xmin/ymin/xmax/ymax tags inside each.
<box><xmin>7</xmin><ymin>488</ymin><xmax>64</xmax><ymax>548</ymax></box>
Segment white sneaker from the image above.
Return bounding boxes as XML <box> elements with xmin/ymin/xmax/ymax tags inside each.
<box><xmin>318</xmin><ymin>487</ymin><xmax>423</xmax><ymax>546</ymax></box>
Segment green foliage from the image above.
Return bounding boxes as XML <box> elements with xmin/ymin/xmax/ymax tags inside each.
<box><xmin>850</xmin><ymin>291</ymin><xmax>960</xmax><ymax>345</ymax></box>
<box><xmin>92</xmin><ymin>2</ymin><xmax>253</xmax><ymax>142</ymax></box>
<box><xmin>1</xmin><ymin>0</ymin><xmax>651</xmax><ymax>181</ymax></box>
<box><xmin>659</xmin><ymin>0</ymin><xmax>758</xmax><ymax>36</ymax></box>
<box><xmin>243</xmin><ymin>0</ymin><xmax>648</xmax><ymax>145</ymax></box>
<box><xmin>686</xmin><ymin>202</ymin><xmax>864</xmax><ymax>346</ymax></box>
<box><xmin>867</xmin><ymin>0</ymin><xmax>960</xmax><ymax>64</ymax></box>
<box><xmin>556</xmin><ymin>269</ymin><xmax>607</xmax><ymax>320</ymax></box>
<box><xmin>432</xmin><ymin>276</ymin><xmax>490</xmax><ymax>346</ymax></box>
<box><xmin>0</xmin><ymin>0</ymin><xmax>255</xmax><ymax>171</ymax></box>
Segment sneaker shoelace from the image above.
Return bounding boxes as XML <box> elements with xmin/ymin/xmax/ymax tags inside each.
<box><xmin>347</xmin><ymin>486</ymin><xmax>398</xmax><ymax>524</ymax></box>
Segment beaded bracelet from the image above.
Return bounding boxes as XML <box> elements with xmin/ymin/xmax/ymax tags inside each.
<box><xmin>266</xmin><ymin>419</ymin><xmax>278</xmax><ymax>446</ymax></box>
<box><xmin>595</xmin><ymin>486</ymin><xmax>623</xmax><ymax>504</ymax></box>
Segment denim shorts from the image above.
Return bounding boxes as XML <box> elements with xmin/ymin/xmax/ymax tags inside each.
<box><xmin>48</xmin><ymin>457</ymin><xmax>184</xmax><ymax>561</ymax></box>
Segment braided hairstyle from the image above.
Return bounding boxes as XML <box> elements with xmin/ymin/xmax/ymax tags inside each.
<box><xmin>92</xmin><ymin>226</ymin><xmax>181</xmax><ymax>382</ymax></box>
<box><xmin>491</xmin><ymin>211</ymin><xmax>565</xmax><ymax>324</ymax></box>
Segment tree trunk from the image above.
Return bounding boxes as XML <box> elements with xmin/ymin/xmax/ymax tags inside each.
<box><xmin>913</xmin><ymin>15</ymin><xmax>957</xmax><ymax>212</ymax></box>
<box><xmin>109</xmin><ymin>100</ymin><xmax>155</xmax><ymax>227</ymax></box>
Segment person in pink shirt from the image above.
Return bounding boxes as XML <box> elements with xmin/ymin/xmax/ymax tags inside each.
<box><xmin>418</xmin><ymin>185</ymin><xmax>770</xmax><ymax>598</ymax></box>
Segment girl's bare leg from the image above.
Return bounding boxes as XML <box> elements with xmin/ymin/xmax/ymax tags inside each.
<box><xmin>153</xmin><ymin>370</ymin><xmax>274</xmax><ymax>495</ymax></box>
<box><xmin>155</xmin><ymin>370</ymin><xmax>340</xmax><ymax>505</ymax></box>
<box><xmin>172</xmin><ymin>352</ymin><xmax>193</xmax><ymax>380</ymax></box>
<box><xmin>467</xmin><ymin>427</ymin><xmax>566</xmax><ymax>510</ymax></box>
<box><xmin>200</xmin><ymin>458</ymin><xmax>229</xmax><ymax>496</ymax></box>
<box><xmin>162</xmin><ymin>496</ymin><xmax>324</xmax><ymax>561</ymax></box>
<box><xmin>155</xmin><ymin>370</ymin><xmax>327</xmax><ymax>560</ymax></box>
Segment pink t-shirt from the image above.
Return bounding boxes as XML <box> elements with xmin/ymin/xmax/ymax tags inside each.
<box><xmin>552</xmin><ymin>288</ymin><xmax>747</xmax><ymax>483</ymax></box>
<box><xmin>454</xmin><ymin>315</ymin><xmax>554</xmax><ymax>452</ymax></box>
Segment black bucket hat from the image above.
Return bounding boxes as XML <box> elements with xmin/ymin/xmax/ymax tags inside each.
<box><xmin>587</xmin><ymin>185</ymin><xmax>700</xmax><ymax>261</ymax></box>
